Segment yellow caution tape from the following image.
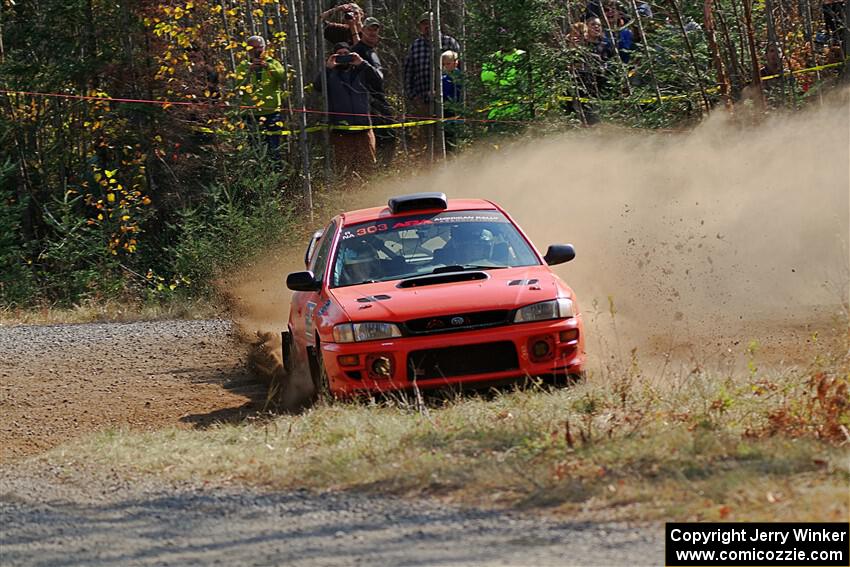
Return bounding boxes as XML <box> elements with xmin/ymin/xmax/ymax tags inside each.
<box><xmin>194</xmin><ymin>117</ymin><xmax>447</xmax><ymax>137</ymax></box>
<box><xmin>760</xmin><ymin>59</ymin><xmax>847</xmax><ymax>81</ymax></box>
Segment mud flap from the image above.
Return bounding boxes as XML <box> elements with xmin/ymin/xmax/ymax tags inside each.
<box><xmin>280</xmin><ymin>330</ymin><xmax>292</xmax><ymax>373</ymax></box>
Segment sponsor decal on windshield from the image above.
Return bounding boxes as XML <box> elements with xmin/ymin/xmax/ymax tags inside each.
<box><xmin>340</xmin><ymin>211</ymin><xmax>507</xmax><ymax>240</ymax></box>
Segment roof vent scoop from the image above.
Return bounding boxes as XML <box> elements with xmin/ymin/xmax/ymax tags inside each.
<box><xmin>388</xmin><ymin>192</ymin><xmax>448</xmax><ymax>214</ymax></box>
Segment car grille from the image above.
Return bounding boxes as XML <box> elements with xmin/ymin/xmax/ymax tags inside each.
<box><xmin>407</xmin><ymin>341</ymin><xmax>519</xmax><ymax>380</ymax></box>
<box><xmin>404</xmin><ymin>310</ymin><xmax>510</xmax><ymax>335</ymax></box>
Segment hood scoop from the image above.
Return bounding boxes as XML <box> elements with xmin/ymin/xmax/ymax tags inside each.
<box><xmin>508</xmin><ymin>278</ymin><xmax>539</xmax><ymax>286</ymax></box>
<box><xmin>356</xmin><ymin>294</ymin><xmax>391</xmax><ymax>303</ymax></box>
<box><xmin>397</xmin><ymin>271</ymin><xmax>488</xmax><ymax>288</ymax></box>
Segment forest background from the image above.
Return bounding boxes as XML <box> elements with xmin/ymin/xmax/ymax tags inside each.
<box><xmin>1</xmin><ymin>0</ymin><xmax>848</xmax><ymax>311</ymax></box>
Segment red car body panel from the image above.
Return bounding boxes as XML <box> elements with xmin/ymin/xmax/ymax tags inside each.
<box><xmin>286</xmin><ymin>198</ymin><xmax>585</xmax><ymax>396</ymax></box>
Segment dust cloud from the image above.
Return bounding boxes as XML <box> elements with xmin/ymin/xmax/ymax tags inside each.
<box><xmin>228</xmin><ymin>91</ymin><xmax>849</xmax><ymax>389</ymax></box>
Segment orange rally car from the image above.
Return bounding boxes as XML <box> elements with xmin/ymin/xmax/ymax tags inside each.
<box><xmin>283</xmin><ymin>192</ymin><xmax>585</xmax><ymax>397</ymax></box>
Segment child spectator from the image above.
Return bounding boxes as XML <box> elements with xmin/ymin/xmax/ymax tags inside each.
<box><xmin>441</xmin><ymin>50</ymin><xmax>462</xmax><ymax>152</ymax></box>
<box><xmin>441</xmin><ymin>50</ymin><xmax>461</xmax><ymax>104</ymax></box>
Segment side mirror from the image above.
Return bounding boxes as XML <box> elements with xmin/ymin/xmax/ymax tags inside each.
<box><xmin>286</xmin><ymin>271</ymin><xmax>321</xmax><ymax>292</ymax></box>
<box><xmin>543</xmin><ymin>244</ymin><xmax>576</xmax><ymax>266</ymax></box>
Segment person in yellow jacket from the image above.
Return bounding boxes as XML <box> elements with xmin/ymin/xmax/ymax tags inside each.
<box><xmin>236</xmin><ymin>35</ymin><xmax>285</xmax><ymax>161</ymax></box>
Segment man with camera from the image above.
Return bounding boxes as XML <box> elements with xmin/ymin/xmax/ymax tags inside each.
<box><xmin>235</xmin><ymin>35</ymin><xmax>285</xmax><ymax>162</ymax></box>
<box><xmin>321</xmin><ymin>2</ymin><xmax>364</xmax><ymax>45</ymax></box>
<box><xmin>351</xmin><ymin>17</ymin><xmax>397</xmax><ymax>165</ymax></box>
<box><xmin>314</xmin><ymin>42</ymin><xmax>382</xmax><ymax>179</ymax></box>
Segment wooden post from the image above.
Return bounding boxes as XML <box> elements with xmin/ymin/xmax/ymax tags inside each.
<box><xmin>432</xmin><ymin>0</ymin><xmax>447</xmax><ymax>160</ymax></box>
<box><xmin>704</xmin><ymin>0</ymin><xmax>732</xmax><ymax>108</ymax></box>
<box><xmin>219</xmin><ymin>0</ymin><xmax>237</xmax><ymax>73</ymax></box>
<box><xmin>629</xmin><ymin>0</ymin><xmax>663</xmax><ymax>105</ymax></box>
<box><xmin>668</xmin><ymin>0</ymin><xmax>711</xmax><ymax>111</ymax></box>
<box><xmin>317</xmin><ymin>11</ymin><xmax>332</xmax><ymax>180</ymax></box>
<box><xmin>288</xmin><ymin>0</ymin><xmax>313</xmax><ymax>218</ymax></box>
<box><xmin>741</xmin><ymin>0</ymin><xmax>764</xmax><ymax>103</ymax></box>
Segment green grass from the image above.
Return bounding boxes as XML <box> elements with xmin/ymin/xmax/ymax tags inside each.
<box><xmin>44</xmin><ymin>349</ymin><xmax>850</xmax><ymax>522</ymax></box>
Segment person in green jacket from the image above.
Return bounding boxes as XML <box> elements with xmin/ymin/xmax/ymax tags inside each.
<box><xmin>236</xmin><ymin>35</ymin><xmax>285</xmax><ymax>161</ymax></box>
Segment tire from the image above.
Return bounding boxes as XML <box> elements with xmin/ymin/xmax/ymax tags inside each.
<box><xmin>309</xmin><ymin>342</ymin><xmax>332</xmax><ymax>403</ymax></box>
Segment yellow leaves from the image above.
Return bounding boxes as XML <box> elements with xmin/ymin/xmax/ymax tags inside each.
<box><xmin>121</xmin><ymin>215</ymin><xmax>130</xmax><ymax>221</ymax></box>
<box><xmin>107</xmin><ymin>193</ymin><xmax>116</xmax><ymax>203</ymax></box>
<box><xmin>141</xmin><ymin>197</ymin><xmax>152</xmax><ymax>206</ymax></box>
<box><xmin>105</xmin><ymin>169</ymin><xmax>117</xmax><ymax>179</ymax></box>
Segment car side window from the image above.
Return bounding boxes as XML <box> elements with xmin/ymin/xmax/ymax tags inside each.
<box><xmin>310</xmin><ymin>221</ymin><xmax>337</xmax><ymax>283</ymax></box>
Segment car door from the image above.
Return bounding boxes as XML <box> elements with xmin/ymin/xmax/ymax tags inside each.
<box><xmin>290</xmin><ymin>220</ymin><xmax>337</xmax><ymax>356</ymax></box>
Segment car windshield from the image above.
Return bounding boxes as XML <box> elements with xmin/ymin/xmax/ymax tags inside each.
<box><xmin>330</xmin><ymin>210</ymin><xmax>541</xmax><ymax>288</ymax></box>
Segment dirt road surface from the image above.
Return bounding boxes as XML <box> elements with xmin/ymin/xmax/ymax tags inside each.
<box><xmin>0</xmin><ymin>319</ymin><xmax>662</xmax><ymax>566</ymax></box>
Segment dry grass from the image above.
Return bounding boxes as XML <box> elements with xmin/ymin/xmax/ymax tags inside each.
<box><xmin>45</xmin><ymin>338</ymin><xmax>850</xmax><ymax>523</ymax></box>
<box><xmin>0</xmin><ymin>297</ymin><xmax>221</xmax><ymax>326</ymax></box>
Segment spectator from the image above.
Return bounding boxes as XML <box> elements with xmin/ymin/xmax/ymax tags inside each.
<box><xmin>760</xmin><ymin>43</ymin><xmax>795</xmax><ymax>101</ymax></box>
<box><xmin>441</xmin><ymin>50</ymin><xmax>461</xmax><ymax>104</ymax></box>
<box><xmin>585</xmin><ymin>17</ymin><xmax>614</xmax><ymax>61</ymax></box>
<box><xmin>568</xmin><ymin>22</ymin><xmax>589</xmax><ymax>47</ymax></box>
<box><xmin>403</xmin><ymin>12</ymin><xmax>461</xmax><ymax>112</ymax></box>
<box><xmin>321</xmin><ymin>3</ymin><xmax>364</xmax><ymax>45</ymax></box>
<box><xmin>403</xmin><ymin>12</ymin><xmax>460</xmax><ymax>157</ymax></box>
<box><xmin>352</xmin><ymin>17</ymin><xmax>397</xmax><ymax>164</ymax></box>
<box><xmin>314</xmin><ymin>42</ymin><xmax>382</xmax><ymax>178</ymax></box>
<box><xmin>603</xmin><ymin>4</ymin><xmax>634</xmax><ymax>63</ymax></box>
<box><xmin>235</xmin><ymin>35</ymin><xmax>285</xmax><ymax>161</ymax></box>
<box><xmin>823</xmin><ymin>0</ymin><xmax>847</xmax><ymax>55</ymax></box>
<box><xmin>441</xmin><ymin>50</ymin><xmax>462</xmax><ymax>151</ymax></box>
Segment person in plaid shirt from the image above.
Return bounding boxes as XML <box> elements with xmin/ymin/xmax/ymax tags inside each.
<box><xmin>403</xmin><ymin>12</ymin><xmax>460</xmax><ymax>158</ymax></box>
<box><xmin>403</xmin><ymin>12</ymin><xmax>460</xmax><ymax>107</ymax></box>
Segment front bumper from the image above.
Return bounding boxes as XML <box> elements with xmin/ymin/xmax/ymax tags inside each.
<box><xmin>321</xmin><ymin>316</ymin><xmax>585</xmax><ymax>395</ymax></box>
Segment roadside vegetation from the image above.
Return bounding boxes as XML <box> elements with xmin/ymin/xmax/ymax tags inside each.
<box><xmin>3</xmin><ymin>0</ymin><xmax>848</xmax><ymax>317</ymax></box>
<box><xmin>46</xmin><ymin>317</ymin><xmax>849</xmax><ymax>522</ymax></box>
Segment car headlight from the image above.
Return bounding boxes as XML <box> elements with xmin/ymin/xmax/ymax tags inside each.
<box><xmin>333</xmin><ymin>322</ymin><xmax>402</xmax><ymax>343</ymax></box>
<box><xmin>513</xmin><ymin>298</ymin><xmax>574</xmax><ymax>323</ymax></box>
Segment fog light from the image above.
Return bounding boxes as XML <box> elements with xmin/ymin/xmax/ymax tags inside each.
<box><xmin>337</xmin><ymin>354</ymin><xmax>360</xmax><ymax>367</ymax></box>
<box><xmin>532</xmin><ymin>340</ymin><xmax>550</xmax><ymax>358</ymax></box>
<box><xmin>366</xmin><ymin>354</ymin><xmax>394</xmax><ymax>379</ymax></box>
<box><xmin>528</xmin><ymin>335</ymin><xmax>556</xmax><ymax>362</ymax></box>
<box><xmin>559</xmin><ymin>329</ymin><xmax>579</xmax><ymax>343</ymax></box>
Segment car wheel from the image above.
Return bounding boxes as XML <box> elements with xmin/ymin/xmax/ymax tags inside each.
<box><xmin>311</xmin><ymin>342</ymin><xmax>333</xmax><ymax>403</ymax></box>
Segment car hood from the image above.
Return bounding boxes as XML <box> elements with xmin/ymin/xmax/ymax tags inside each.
<box><xmin>329</xmin><ymin>266</ymin><xmax>568</xmax><ymax>322</ymax></box>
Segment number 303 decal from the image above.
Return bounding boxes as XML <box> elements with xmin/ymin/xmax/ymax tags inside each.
<box><xmin>355</xmin><ymin>223</ymin><xmax>387</xmax><ymax>237</ymax></box>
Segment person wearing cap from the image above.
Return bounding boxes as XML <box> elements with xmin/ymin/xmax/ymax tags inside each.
<box><xmin>313</xmin><ymin>42</ymin><xmax>382</xmax><ymax>179</ymax></box>
<box><xmin>403</xmin><ymin>12</ymin><xmax>460</xmax><ymax>156</ymax></box>
<box><xmin>352</xmin><ymin>17</ymin><xmax>397</xmax><ymax>164</ymax></box>
<box><xmin>235</xmin><ymin>35</ymin><xmax>285</xmax><ymax>162</ymax></box>
<box><xmin>321</xmin><ymin>2</ymin><xmax>365</xmax><ymax>45</ymax></box>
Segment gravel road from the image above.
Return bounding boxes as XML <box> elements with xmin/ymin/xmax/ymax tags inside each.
<box><xmin>0</xmin><ymin>464</ymin><xmax>663</xmax><ymax>566</ymax></box>
<box><xmin>0</xmin><ymin>319</ymin><xmax>263</xmax><ymax>462</ymax></box>
<box><xmin>0</xmin><ymin>319</ymin><xmax>665</xmax><ymax>566</ymax></box>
